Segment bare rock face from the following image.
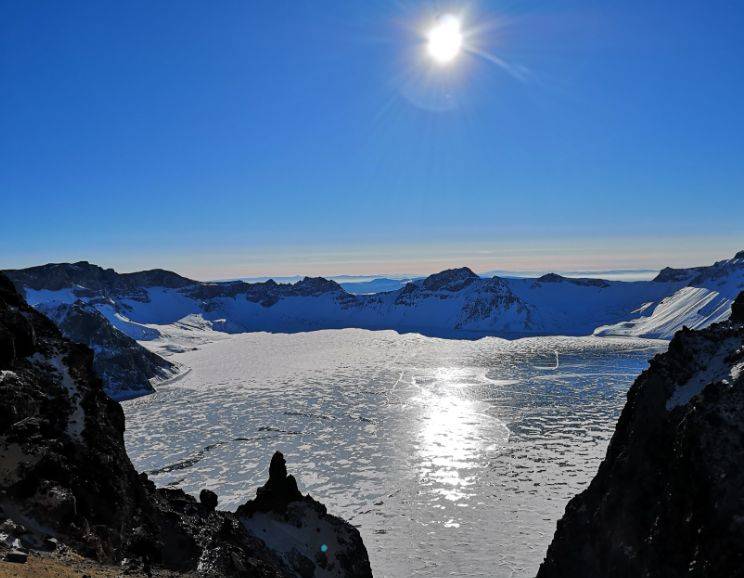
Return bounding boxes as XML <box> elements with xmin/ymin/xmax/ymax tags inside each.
<box><xmin>0</xmin><ymin>273</ymin><xmax>371</xmax><ymax>577</ymax></box>
<box><xmin>537</xmin><ymin>291</ymin><xmax>744</xmax><ymax>578</ymax></box>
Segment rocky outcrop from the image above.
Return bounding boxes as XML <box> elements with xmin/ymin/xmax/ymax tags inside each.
<box><xmin>537</xmin><ymin>291</ymin><xmax>744</xmax><ymax>578</ymax></box>
<box><xmin>0</xmin><ymin>274</ymin><xmax>371</xmax><ymax>576</ymax></box>
<box><xmin>237</xmin><ymin>453</ymin><xmax>373</xmax><ymax>578</ymax></box>
<box><xmin>238</xmin><ymin>452</ymin><xmax>304</xmax><ymax>516</ymax></box>
<box><xmin>36</xmin><ymin>300</ymin><xmax>179</xmax><ymax>400</ymax></box>
<box><xmin>0</xmin><ymin>272</ymin><xmax>153</xmax><ymax>561</ymax></box>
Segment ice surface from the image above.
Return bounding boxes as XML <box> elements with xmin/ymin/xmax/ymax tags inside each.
<box><xmin>123</xmin><ymin>329</ymin><xmax>664</xmax><ymax>577</ymax></box>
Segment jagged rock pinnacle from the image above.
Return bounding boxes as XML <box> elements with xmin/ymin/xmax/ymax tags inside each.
<box><xmin>237</xmin><ymin>451</ymin><xmax>304</xmax><ymax>516</ymax></box>
<box><xmin>268</xmin><ymin>451</ymin><xmax>288</xmax><ymax>482</ymax></box>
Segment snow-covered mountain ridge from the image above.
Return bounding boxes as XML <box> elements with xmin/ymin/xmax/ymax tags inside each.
<box><xmin>4</xmin><ymin>252</ymin><xmax>743</xmax><ymax>345</ymax></box>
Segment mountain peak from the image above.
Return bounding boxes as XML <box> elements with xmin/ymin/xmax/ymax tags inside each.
<box><xmin>536</xmin><ymin>273</ymin><xmax>565</xmax><ymax>283</ymax></box>
<box><xmin>293</xmin><ymin>276</ymin><xmax>344</xmax><ymax>295</ymax></box>
<box><xmin>422</xmin><ymin>267</ymin><xmax>479</xmax><ymax>291</ymax></box>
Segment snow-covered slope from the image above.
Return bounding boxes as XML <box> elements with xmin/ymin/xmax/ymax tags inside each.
<box><xmin>504</xmin><ymin>274</ymin><xmax>678</xmax><ymax>335</ymax></box>
<box><xmin>5</xmin><ymin>252</ymin><xmax>743</xmax><ymax>344</ymax></box>
<box><xmin>594</xmin><ymin>251</ymin><xmax>744</xmax><ymax>338</ymax></box>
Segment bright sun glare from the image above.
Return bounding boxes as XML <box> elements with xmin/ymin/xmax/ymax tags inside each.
<box><xmin>427</xmin><ymin>14</ymin><xmax>463</xmax><ymax>65</ymax></box>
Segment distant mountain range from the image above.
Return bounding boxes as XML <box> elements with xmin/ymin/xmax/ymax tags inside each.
<box><xmin>4</xmin><ymin>251</ymin><xmax>742</xmax><ymax>399</ymax></box>
<box><xmin>227</xmin><ymin>269</ymin><xmax>659</xmax><ymax>295</ymax></box>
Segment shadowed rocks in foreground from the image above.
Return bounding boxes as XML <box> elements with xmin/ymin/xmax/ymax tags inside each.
<box><xmin>538</xmin><ymin>291</ymin><xmax>744</xmax><ymax>578</ymax></box>
<box><xmin>0</xmin><ymin>272</ymin><xmax>371</xmax><ymax>577</ymax></box>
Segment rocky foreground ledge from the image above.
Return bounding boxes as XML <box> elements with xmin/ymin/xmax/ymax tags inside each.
<box><xmin>538</xmin><ymin>291</ymin><xmax>744</xmax><ymax>577</ymax></box>
<box><xmin>0</xmin><ymin>273</ymin><xmax>371</xmax><ymax>577</ymax></box>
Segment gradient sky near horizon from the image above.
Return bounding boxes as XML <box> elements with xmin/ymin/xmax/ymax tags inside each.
<box><xmin>1</xmin><ymin>1</ymin><xmax>743</xmax><ymax>279</ymax></box>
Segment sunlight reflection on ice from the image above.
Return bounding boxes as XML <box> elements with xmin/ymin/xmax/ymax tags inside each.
<box><xmin>123</xmin><ymin>329</ymin><xmax>665</xmax><ymax>578</ymax></box>
<box><xmin>414</xmin><ymin>368</ymin><xmax>510</xmax><ymax>506</ymax></box>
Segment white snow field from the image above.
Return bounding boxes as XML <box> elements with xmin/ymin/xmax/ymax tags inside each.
<box><xmin>122</xmin><ymin>329</ymin><xmax>665</xmax><ymax>577</ymax></box>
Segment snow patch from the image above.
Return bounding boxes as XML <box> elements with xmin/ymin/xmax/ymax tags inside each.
<box><xmin>31</xmin><ymin>353</ymin><xmax>86</xmax><ymax>441</ymax></box>
<box><xmin>240</xmin><ymin>502</ymin><xmax>359</xmax><ymax>578</ymax></box>
<box><xmin>666</xmin><ymin>339</ymin><xmax>744</xmax><ymax>410</ymax></box>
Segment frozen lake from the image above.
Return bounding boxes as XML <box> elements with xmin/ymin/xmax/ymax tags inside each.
<box><xmin>122</xmin><ymin>329</ymin><xmax>665</xmax><ymax>577</ymax></box>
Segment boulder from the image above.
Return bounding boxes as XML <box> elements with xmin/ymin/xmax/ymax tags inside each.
<box><xmin>199</xmin><ymin>489</ymin><xmax>218</xmax><ymax>511</ymax></box>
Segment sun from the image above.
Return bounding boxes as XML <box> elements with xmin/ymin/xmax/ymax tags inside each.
<box><xmin>426</xmin><ymin>14</ymin><xmax>463</xmax><ymax>65</ymax></box>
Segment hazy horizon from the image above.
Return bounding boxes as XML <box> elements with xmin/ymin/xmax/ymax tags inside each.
<box><xmin>2</xmin><ymin>238</ymin><xmax>741</xmax><ymax>282</ymax></box>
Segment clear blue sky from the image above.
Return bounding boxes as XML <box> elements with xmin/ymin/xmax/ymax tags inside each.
<box><xmin>1</xmin><ymin>1</ymin><xmax>742</xmax><ymax>279</ymax></box>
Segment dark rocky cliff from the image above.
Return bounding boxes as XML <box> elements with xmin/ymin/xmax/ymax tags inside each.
<box><xmin>538</xmin><ymin>291</ymin><xmax>744</xmax><ymax>578</ymax></box>
<box><xmin>0</xmin><ymin>273</ymin><xmax>152</xmax><ymax>559</ymax></box>
<box><xmin>37</xmin><ymin>300</ymin><xmax>178</xmax><ymax>400</ymax></box>
<box><xmin>0</xmin><ymin>273</ymin><xmax>371</xmax><ymax>576</ymax></box>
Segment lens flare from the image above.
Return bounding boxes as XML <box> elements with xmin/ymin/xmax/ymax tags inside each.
<box><xmin>426</xmin><ymin>14</ymin><xmax>463</xmax><ymax>64</ymax></box>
